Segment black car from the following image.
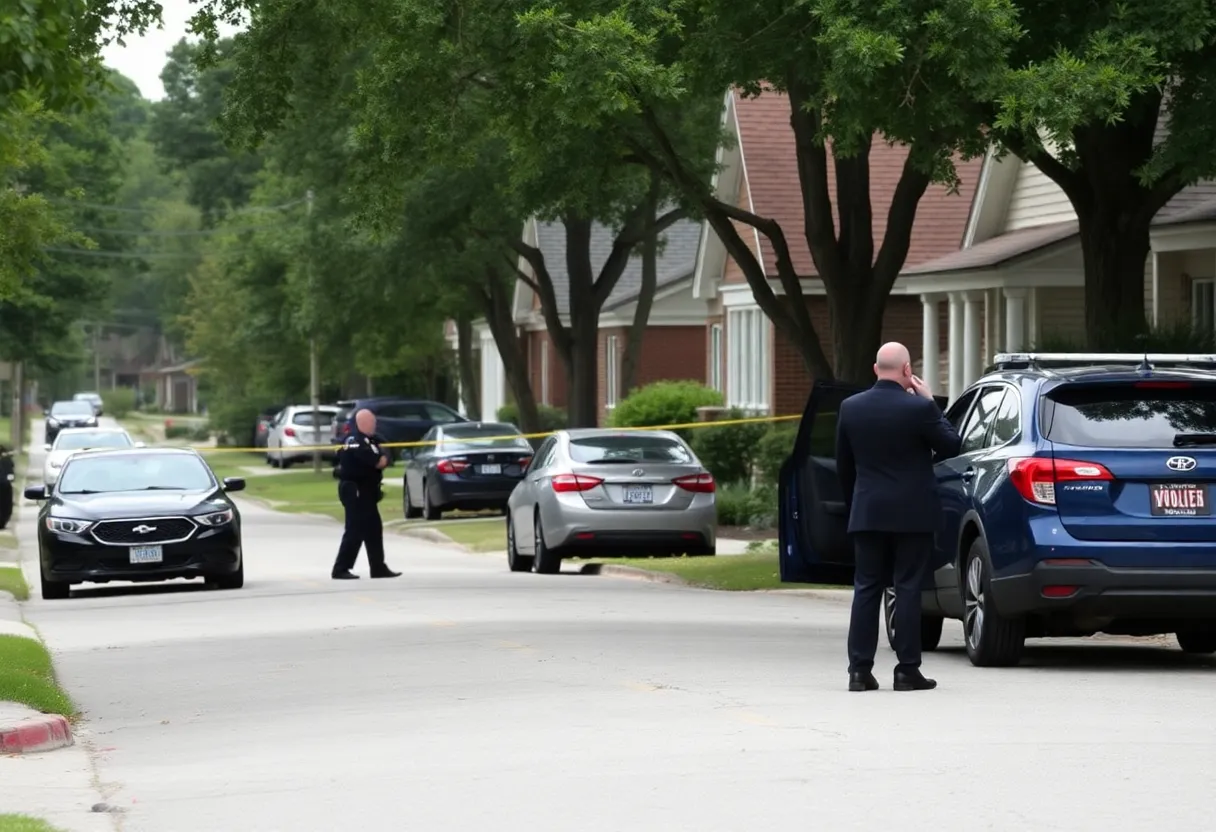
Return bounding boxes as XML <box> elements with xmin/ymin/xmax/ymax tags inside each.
<box><xmin>0</xmin><ymin>445</ymin><xmax>13</xmax><ymax>530</ymax></box>
<box><xmin>330</xmin><ymin>397</ymin><xmax>466</xmax><ymax>466</ymax></box>
<box><xmin>402</xmin><ymin>422</ymin><xmax>533</xmax><ymax>520</ymax></box>
<box><xmin>24</xmin><ymin>447</ymin><xmax>247</xmax><ymax>599</ymax></box>
<box><xmin>45</xmin><ymin>400</ymin><xmax>98</xmax><ymax>443</ymax></box>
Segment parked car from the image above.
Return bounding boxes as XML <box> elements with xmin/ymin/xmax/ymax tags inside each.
<box><xmin>329</xmin><ymin>398</ymin><xmax>466</xmax><ymax>465</ymax></box>
<box><xmin>0</xmin><ymin>445</ymin><xmax>13</xmax><ymax>530</ymax></box>
<box><xmin>505</xmin><ymin>429</ymin><xmax>717</xmax><ymax>574</ymax></box>
<box><xmin>254</xmin><ymin>404</ymin><xmax>287</xmax><ymax>448</ymax></box>
<box><xmin>43</xmin><ymin>427</ymin><xmax>140</xmax><ymax>485</ymax></box>
<box><xmin>266</xmin><ymin>405</ymin><xmax>342</xmax><ymax>467</ymax></box>
<box><xmin>25</xmin><ymin>447</ymin><xmax>246</xmax><ymax>599</ymax></box>
<box><xmin>402</xmin><ymin>422</ymin><xmax>533</xmax><ymax>520</ymax></box>
<box><xmin>45</xmin><ymin>400</ymin><xmax>99</xmax><ymax>444</ymax></box>
<box><xmin>780</xmin><ymin>351</ymin><xmax>1216</xmax><ymax>667</ymax></box>
<box><xmin>73</xmin><ymin>392</ymin><xmax>104</xmax><ymax>416</ymax></box>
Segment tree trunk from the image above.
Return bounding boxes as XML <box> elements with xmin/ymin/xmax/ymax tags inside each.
<box><xmin>564</xmin><ymin>308</ymin><xmax>601</xmax><ymax>427</ymax></box>
<box><xmin>828</xmin><ymin>285</ymin><xmax>888</xmax><ymax>385</ymax></box>
<box><xmin>480</xmin><ymin>268</ymin><xmax>541</xmax><ymax>434</ymax></box>
<box><xmin>454</xmin><ymin>313</ymin><xmax>481</xmax><ymax>419</ymax></box>
<box><xmin>1077</xmin><ymin>210</ymin><xmax>1152</xmax><ymax>348</ymax></box>
<box><xmin>621</xmin><ymin>178</ymin><xmax>661</xmax><ymax>396</ymax></box>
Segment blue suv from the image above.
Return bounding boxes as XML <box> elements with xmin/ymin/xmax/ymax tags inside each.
<box><xmin>779</xmin><ymin>352</ymin><xmax>1216</xmax><ymax>667</ymax></box>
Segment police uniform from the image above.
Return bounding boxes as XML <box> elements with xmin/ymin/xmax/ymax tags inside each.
<box><xmin>331</xmin><ymin>430</ymin><xmax>399</xmax><ymax>579</ymax></box>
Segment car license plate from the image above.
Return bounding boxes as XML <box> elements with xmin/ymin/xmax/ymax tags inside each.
<box><xmin>623</xmin><ymin>485</ymin><xmax>653</xmax><ymax>504</ymax></box>
<box><xmin>480</xmin><ymin>464</ymin><xmax>501</xmax><ymax>475</ymax></box>
<box><xmin>129</xmin><ymin>545</ymin><xmax>163</xmax><ymax>564</ymax></box>
<box><xmin>1150</xmin><ymin>483</ymin><xmax>1211</xmax><ymax>517</ymax></box>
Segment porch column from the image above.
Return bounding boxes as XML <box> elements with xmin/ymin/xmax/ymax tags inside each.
<box><xmin>920</xmin><ymin>294</ymin><xmax>942</xmax><ymax>393</ymax></box>
<box><xmin>1003</xmin><ymin>288</ymin><xmax>1028</xmax><ymax>352</ymax></box>
<box><xmin>1027</xmin><ymin>288</ymin><xmax>1039</xmax><ymax>348</ymax></box>
<box><xmin>963</xmin><ymin>291</ymin><xmax>984</xmax><ymax>385</ymax></box>
<box><xmin>948</xmin><ymin>292</ymin><xmax>965</xmax><ymax>401</ymax></box>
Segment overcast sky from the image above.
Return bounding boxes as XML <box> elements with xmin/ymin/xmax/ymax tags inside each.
<box><xmin>100</xmin><ymin>1</ymin><xmax>242</xmax><ymax>100</ymax></box>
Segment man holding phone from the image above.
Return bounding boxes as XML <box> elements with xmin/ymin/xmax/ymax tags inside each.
<box><xmin>835</xmin><ymin>342</ymin><xmax>961</xmax><ymax>692</ymax></box>
<box><xmin>331</xmin><ymin>408</ymin><xmax>401</xmax><ymax>580</ymax></box>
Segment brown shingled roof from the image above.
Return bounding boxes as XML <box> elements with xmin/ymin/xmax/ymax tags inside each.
<box><xmin>732</xmin><ymin>90</ymin><xmax>984</xmax><ymax>277</ymax></box>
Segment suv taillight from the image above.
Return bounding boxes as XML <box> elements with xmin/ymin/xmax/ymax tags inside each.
<box><xmin>673</xmin><ymin>472</ymin><xmax>715</xmax><ymax>492</ymax></box>
<box><xmin>551</xmin><ymin>474</ymin><xmax>603</xmax><ymax>492</ymax></box>
<box><xmin>1007</xmin><ymin>457</ymin><xmax>1113</xmax><ymax>505</ymax></box>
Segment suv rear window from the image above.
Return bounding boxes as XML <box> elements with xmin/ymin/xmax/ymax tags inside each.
<box><xmin>292</xmin><ymin>411</ymin><xmax>337</xmax><ymax>427</ymax></box>
<box><xmin>373</xmin><ymin>402</ymin><xmax>428</xmax><ymax>419</ymax></box>
<box><xmin>568</xmin><ymin>434</ymin><xmax>693</xmax><ymax>464</ymax></box>
<box><xmin>1042</xmin><ymin>383</ymin><xmax>1216</xmax><ymax>448</ymax></box>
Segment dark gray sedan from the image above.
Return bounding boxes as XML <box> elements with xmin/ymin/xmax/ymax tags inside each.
<box><xmin>401</xmin><ymin>422</ymin><xmax>534</xmax><ymax>520</ymax></box>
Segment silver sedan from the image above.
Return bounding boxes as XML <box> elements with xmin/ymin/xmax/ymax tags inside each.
<box><xmin>505</xmin><ymin>429</ymin><xmax>717</xmax><ymax>573</ymax></box>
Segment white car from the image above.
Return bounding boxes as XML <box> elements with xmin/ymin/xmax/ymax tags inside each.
<box><xmin>43</xmin><ymin>427</ymin><xmax>141</xmax><ymax>484</ymax></box>
<box><xmin>266</xmin><ymin>405</ymin><xmax>341</xmax><ymax>468</ymax></box>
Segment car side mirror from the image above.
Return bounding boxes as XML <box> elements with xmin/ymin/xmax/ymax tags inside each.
<box><xmin>23</xmin><ymin>485</ymin><xmax>48</xmax><ymax>501</ymax></box>
<box><xmin>222</xmin><ymin>477</ymin><xmax>246</xmax><ymax>493</ymax></box>
<box><xmin>134</xmin><ymin>441</ymin><xmax>146</xmax><ymax>448</ymax></box>
<box><xmin>42</xmin><ymin>443</ymin><xmax>51</xmax><ymax>451</ymax></box>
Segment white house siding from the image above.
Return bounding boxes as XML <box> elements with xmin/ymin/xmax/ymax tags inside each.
<box><xmin>1004</xmin><ymin>160</ymin><xmax>1077</xmax><ymax>232</ymax></box>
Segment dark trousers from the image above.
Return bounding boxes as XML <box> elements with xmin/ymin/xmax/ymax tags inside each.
<box><xmin>332</xmin><ymin>481</ymin><xmax>386</xmax><ymax>575</ymax></box>
<box><xmin>847</xmin><ymin>531</ymin><xmax>933</xmax><ymax>674</ymax></box>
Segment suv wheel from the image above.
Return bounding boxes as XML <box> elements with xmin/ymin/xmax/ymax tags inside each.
<box><xmin>1176</xmin><ymin>627</ymin><xmax>1216</xmax><ymax>654</ymax></box>
<box><xmin>963</xmin><ymin>537</ymin><xmax>1025</xmax><ymax>667</ymax></box>
<box><xmin>883</xmin><ymin>588</ymin><xmax>944</xmax><ymax>652</ymax></box>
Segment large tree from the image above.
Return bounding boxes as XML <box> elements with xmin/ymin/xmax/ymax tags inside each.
<box><xmin>993</xmin><ymin>0</ymin><xmax>1216</xmax><ymax>346</ymax></box>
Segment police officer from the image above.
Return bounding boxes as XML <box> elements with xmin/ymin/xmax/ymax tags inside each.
<box><xmin>331</xmin><ymin>408</ymin><xmax>401</xmax><ymax>580</ymax></box>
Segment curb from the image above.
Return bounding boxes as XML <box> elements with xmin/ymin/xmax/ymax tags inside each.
<box><xmin>579</xmin><ymin>564</ymin><xmax>688</xmax><ymax>585</ymax></box>
<box><xmin>0</xmin><ymin>713</ymin><xmax>73</xmax><ymax>755</ymax></box>
<box><xmin>393</xmin><ymin>526</ymin><xmax>459</xmax><ymax>547</ymax></box>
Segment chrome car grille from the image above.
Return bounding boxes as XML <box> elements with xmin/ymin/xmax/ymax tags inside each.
<box><xmin>91</xmin><ymin>517</ymin><xmax>198</xmax><ymax>546</ymax></box>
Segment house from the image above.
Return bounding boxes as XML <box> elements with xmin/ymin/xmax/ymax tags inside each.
<box><xmin>137</xmin><ymin>337</ymin><xmax>202</xmax><ymax>414</ymax></box>
<box><xmin>457</xmin><ymin>216</ymin><xmax>706</xmax><ymax>424</ymax></box>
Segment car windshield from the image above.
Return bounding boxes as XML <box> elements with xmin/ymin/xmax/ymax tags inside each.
<box><xmin>292</xmin><ymin>410</ymin><xmax>337</xmax><ymax>427</ymax></box>
<box><xmin>50</xmin><ymin>401</ymin><xmax>93</xmax><ymax>417</ymax></box>
<box><xmin>438</xmin><ymin>424</ymin><xmax>530</xmax><ymax>451</ymax></box>
<box><xmin>54</xmin><ymin>431</ymin><xmax>132</xmax><ymax>451</ymax></box>
<box><xmin>1042</xmin><ymin>383</ymin><xmax>1216</xmax><ymax>448</ymax></box>
<box><xmin>568</xmin><ymin>434</ymin><xmax>693</xmax><ymax>464</ymax></box>
<box><xmin>57</xmin><ymin>454</ymin><xmax>214</xmax><ymax>494</ymax></box>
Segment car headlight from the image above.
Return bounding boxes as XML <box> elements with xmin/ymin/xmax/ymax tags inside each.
<box><xmin>196</xmin><ymin>509</ymin><xmax>234</xmax><ymax>527</ymax></box>
<box><xmin>46</xmin><ymin>517</ymin><xmax>91</xmax><ymax>534</ymax></box>
<box><xmin>46</xmin><ymin>418</ymin><xmax>59</xmax><ymax>426</ymax></box>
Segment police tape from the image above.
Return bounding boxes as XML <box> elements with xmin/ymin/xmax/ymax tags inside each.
<box><xmin>182</xmin><ymin>412</ymin><xmax>803</xmax><ymax>455</ymax></box>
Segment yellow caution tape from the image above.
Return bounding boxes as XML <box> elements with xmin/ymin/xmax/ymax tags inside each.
<box><xmin>177</xmin><ymin>412</ymin><xmax>803</xmax><ymax>455</ymax></box>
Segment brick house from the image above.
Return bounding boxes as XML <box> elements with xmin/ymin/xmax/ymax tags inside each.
<box><xmin>457</xmin><ymin>216</ymin><xmax>706</xmax><ymax>424</ymax></box>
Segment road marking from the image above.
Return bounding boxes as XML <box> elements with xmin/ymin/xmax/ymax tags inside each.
<box><xmin>429</xmin><ymin>620</ymin><xmax>458</xmax><ymax>627</ymax></box>
<box><xmin>735</xmin><ymin>711</ymin><xmax>779</xmax><ymax>726</ymax></box>
<box><xmin>496</xmin><ymin>640</ymin><xmax>535</xmax><ymax>653</ymax></box>
<box><xmin>353</xmin><ymin>595</ymin><xmax>377</xmax><ymax>604</ymax></box>
<box><xmin>625</xmin><ymin>681</ymin><xmax>661</xmax><ymax>693</ymax></box>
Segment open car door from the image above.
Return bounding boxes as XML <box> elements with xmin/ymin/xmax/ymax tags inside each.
<box><xmin>778</xmin><ymin>380</ymin><xmax>950</xmax><ymax>586</ymax></box>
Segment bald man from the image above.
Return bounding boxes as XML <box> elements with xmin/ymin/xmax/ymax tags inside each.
<box><xmin>331</xmin><ymin>408</ymin><xmax>401</xmax><ymax>580</ymax></box>
<box><xmin>835</xmin><ymin>341</ymin><xmax>961</xmax><ymax>692</ymax></box>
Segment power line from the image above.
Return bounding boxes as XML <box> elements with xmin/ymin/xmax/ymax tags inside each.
<box><xmin>73</xmin><ymin>221</ymin><xmax>291</xmax><ymax>237</ymax></box>
<box><xmin>42</xmin><ymin>247</ymin><xmax>255</xmax><ymax>260</ymax></box>
<box><xmin>43</xmin><ymin>195</ymin><xmax>310</xmax><ymax>216</ymax></box>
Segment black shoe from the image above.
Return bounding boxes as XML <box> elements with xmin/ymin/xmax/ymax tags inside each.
<box><xmin>370</xmin><ymin>568</ymin><xmax>401</xmax><ymax>579</ymax></box>
<box><xmin>848</xmin><ymin>671</ymin><xmax>879</xmax><ymax>692</ymax></box>
<box><xmin>893</xmin><ymin>669</ymin><xmax>937</xmax><ymax>691</ymax></box>
<box><xmin>331</xmin><ymin>571</ymin><xmax>359</xmax><ymax>580</ymax></box>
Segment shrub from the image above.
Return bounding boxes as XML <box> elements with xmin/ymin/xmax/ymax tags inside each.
<box><xmin>715</xmin><ymin>482</ymin><xmax>777</xmax><ymax>529</ymax></box>
<box><xmin>609</xmin><ymin>380</ymin><xmax>723</xmax><ymax>439</ymax></box>
<box><xmin>755</xmin><ymin>424</ymin><xmax>797</xmax><ymax>485</ymax></box>
<box><xmin>190</xmin><ymin>424</ymin><xmax>212</xmax><ymax>441</ymax></box>
<box><xmin>690</xmin><ymin>408</ymin><xmax>766</xmax><ymax>484</ymax></box>
<box><xmin>496</xmin><ymin>402</ymin><xmax>568</xmax><ymax>434</ymax></box>
<box><xmin>164</xmin><ymin>423</ymin><xmax>192</xmax><ymax>440</ymax></box>
<box><xmin>101</xmin><ymin>387</ymin><xmax>136</xmax><ymax>418</ymax></box>
<box><xmin>1032</xmin><ymin>322</ymin><xmax>1216</xmax><ymax>354</ymax></box>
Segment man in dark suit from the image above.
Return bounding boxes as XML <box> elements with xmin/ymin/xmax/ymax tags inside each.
<box><xmin>836</xmin><ymin>342</ymin><xmax>962</xmax><ymax>692</ymax></box>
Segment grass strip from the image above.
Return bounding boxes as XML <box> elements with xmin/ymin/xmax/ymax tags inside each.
<box><xmin>0</xmin><ymin>635</ymin><xmax>74</xmax><ymax>717</ymax></box>
<box><xmin>0</xmin><ymin>566</ymin><xmax>29</xmax><ymax>601</ymax></box>
<box><xmin>0</xmin><ymin>816</ymin><xmax>68</xmax><ymax>832</ymax></box>
<box><xmin>586</xmin><ymin>551</ymin><xmax>838</xmax><ymax>591</ymax></box>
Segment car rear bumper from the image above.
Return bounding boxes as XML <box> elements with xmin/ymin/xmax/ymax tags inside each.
<box><xmin>431</xmin><ymin>476</ymin><xmax>520</xmax><ymax>508</ymax></box>
<box><xmin>544</xmin><ymin>501</ymin><xmax>717</xmax><ymax>553</ymax></box>
<box><xmin>993</xmin><ymin>560</ymin><xmax>1216</xmax><ymax>619</ymax></box>
<box><xmin>39</xmin><ymin>530</ymin><xmax>242</xmax><ymax>584</ymax></box>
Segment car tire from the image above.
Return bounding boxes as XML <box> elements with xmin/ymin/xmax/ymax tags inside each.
<box><xmin>962</xmin><ymin>537</ymin><xmax>1025</xmax><ymax>667</ymax></box>
<box><xmin>532</xmin><ymin>514</ymin><xmax>561</xmax><ymax>574</ymax></box>
<box><xmin>40</xmin><ymin>576</ymin><xmax>70</xmax><ymax>600</ymax></box>
<box><xmin>1175</xmin><ymin>627</ymin><xmax>1216</xmax><ymax>654</ymax></box>
<box><xmin>402</xmin><ymin>481</ymin><xmax>422</xmax><ymax>519</ymax></box>
<box><xmin>507</xmin><ymin>517</ymin><xmax>533</xmax><ymax>572</ymax></box>
<box><xmin>883</xmin><ymin>587</ymin><xmax>944</xmax><ymax>652</ymax></box>
<box><xmin>206</xmin><ymin>561</ymin><xmax>244</xmax><ymax>590</ymax></box>
<box><xmin>280</xmin><ymin>458</ymin><xmax>293</xmax><ymax>470</ymax></box>
<box><xmin>422</xmin><ymin>481</ymin><xmax>442</xmax><ymax>521</ymax></box>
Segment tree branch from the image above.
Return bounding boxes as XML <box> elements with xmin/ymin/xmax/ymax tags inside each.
<box><xmin>507</xmin><ymin>236</ymin><xmax>569</xmax><ymax>352</ymax></box>
<box><xmin>871</xmin><ymin>151</ymin><xmax>933</xmax><ymax>300</ymax></box>
<box><xmin>1000</xmin><ymin>129</ymin><xmax>1086</xmax><ymax>209</ymax></box>
<box><xmin>785</xmin><ymin>78</ymin><xmax>844</xmax><ymax>284</ymax></box>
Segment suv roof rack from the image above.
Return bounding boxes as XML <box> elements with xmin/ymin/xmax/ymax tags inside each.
<box><xmin>992</xmin><ymin>352</ymin><xmax>1216</xmax><ymax>371</ymax></box>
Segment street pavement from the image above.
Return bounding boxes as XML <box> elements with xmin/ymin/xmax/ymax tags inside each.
<box><xmin>4</xmin><ymin>420</ymin><xmax>1216</xmax><ymax>831</ymax></box>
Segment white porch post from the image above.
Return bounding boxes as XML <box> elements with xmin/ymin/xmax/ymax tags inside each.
<box><xmin>948</xmin><ymin>292</ymin><xmax>964</xmax><ymax>401</ymax></box>
<box><xmin>920</xmin><ymin>294</ymin><xmax>941</xmax><ymax>393</ymax></box>
<box><xmin>479</xmin><ymin>331</ymin><xmax>505</xmax><ymax>422</ymax></box>
<box><xmin>1152</xmin><ymin>251</ymin><xmax>1160</xmax><ymax>327</ymax></box>
<box><xmin>963</xmin><ymin>291</ymin><xmax>984</xmax><ymax>385</ymax></box>
<box><xmin>1003</xmin><ymin>288</ymin><xmax>1028</xmax><ymax>352</ymax></box>
<box><xmin>1027</xmin><ymin>288</ymin><xmax>1039</xmax><ymax>348</ymax></box>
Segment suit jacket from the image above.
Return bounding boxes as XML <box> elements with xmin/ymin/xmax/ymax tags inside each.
<box><xmin>835</xmin><ymin>379</ymin><xmax>962</xmax><ymax>534</ymax></box>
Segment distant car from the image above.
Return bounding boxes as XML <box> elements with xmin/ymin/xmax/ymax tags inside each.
<box><xmin>254</xmin><ymin>404</ymin><xmax>287</xmax><ymax>448</ymax></box>
<box><xmin>402</xmin><ymin>422</ymin><xmax>534</xmax><ymax>520</ymax></box>
<box><xmin>505</xmin><ymin>429</ymin><xmax>717</xmax><ymax>574</ymax></box>
<box><xmin>25</xmin><ymin>447</ymin><xmax>247</xmax><ymax>600</ymax></box>
<box><xmin>73</xmin><ymin>392</ymin><xmax>104</xmax><ymax>416</ymax></box>
<box><xmin>0</xmin><ymin>445</ymin><xmax>13</xmax><ymax>530</ymax></box>
<box><xmin>45</xmin><ymin>400</ymin><xmax>98</xmax><ymax>444</ymax></box>
<box><xmin>43</xmin><ymin>427</ymin><xmax>140</xmax><ymax>485</ymax></box>
<box><xmin>266</xmin><ymin>405</ymin><xmax>341</xmax><ymax>467</ymax></box>
<box><xmin>329</xmin><ymin>398</ymin><xmax>466</xmax><ymax>466</ymax></box>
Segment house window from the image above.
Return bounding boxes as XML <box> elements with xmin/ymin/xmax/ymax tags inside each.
<box><xmin>709</xmin><ymin>324</ymin><xmax>723</xmax><ymax>391</ymax></box>
<box><xmin>726</xmin><ymin>307</ymin><xmax>769</xmax><ymax>411</ymax></box>
<box><xmin>540</xmin><ymin>339</ymin><xmax>550</xmax><ymax>405</ymax></box>
<box><xmin>605</xmin><ymin>335</ymin><xmax>619</xmax><ymax>408</ymax></box>
<box><xmin>1193</xmin><ymin>279</ymin><xmax>1215</xmax><ymax>333</ymax></box>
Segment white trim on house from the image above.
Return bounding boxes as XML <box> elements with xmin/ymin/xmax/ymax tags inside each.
<box><xmin>709</xmin><ymin>323</ymin><xmax>723</xmax><ymax>391</ymax></box>
<box><xmin>1151</xmin><ymin>222</ymin><xmax>1216</xmax><ymax>253</ymax></box>
<box><xmin>1193</xmin><ymin>279</ymin><xmax>1215</xmax><ymax>331</ymax></box>
<box><xmin>510</xmin><ymin>217</ymin><xmax>540</xmax><ymax>323</ymax></box>
<box><xmin>478</xmin><ymin>327</ymin><xmax>506</xmax><ymax>421</ymax></box>
<box><xmin>725</xmin><ymin>306</ymin><xmax>770</xmax><ymax>412</ymax></box>
<box><xmin>605</xmin><ymin>334</ymin><xmax>619</xmax><ymax>409</ymax></box>
<box><xmin>540</xmin><ymin>339</ymin><xmax>550</xmax><ymax>406</ymax></box>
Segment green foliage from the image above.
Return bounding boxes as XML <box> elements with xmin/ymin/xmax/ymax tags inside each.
<box><xmin>497</xmin><ymin>403</ymin><xmax>567</xmax><ymax>433</ymax></box>
<box><xmin>715</xmin><ymin>483</ymin><xmax>777</xmax><ymax>529</ymax></box>
<box><xmin>689</xmin><ymin>410</ymin><xmax>767</xmax><ymax>484</ymax></box>
<box><xmin>0</xmin><ymin>634</ymin><xmax>74</xmax><ymax>717</ymax></box>
<box><xmin>1034</xmin><ymin>322</ymin><xmax>1216</xmax><ymax>353</ymax></box>
<box><xmin>101</xmin><ymin>387</ymin><xmax>135</xmax><ymax>418</ymax></box>
<box><xmin>609</xmin><ymin>381</ymin><xmax>723</xmax><ymax>438</ymax></box>
<box><xmin>163</xmin><ymin>423</ymin><xmax>193</xmax><ymax>440</ymax></box>
<box><xmin>755</xmin><ymin>425</ymin><xmax>797</xmax><ymax>485</ymax></box>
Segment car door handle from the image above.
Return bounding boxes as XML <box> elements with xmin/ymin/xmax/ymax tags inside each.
<box><xmin>960</xmin><ymin>467</ymin><xmax>976</xmax><ymax>482</ymax></box>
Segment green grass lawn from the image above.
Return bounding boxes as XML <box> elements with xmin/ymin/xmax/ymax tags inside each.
<box><xmin>0</xmin><ymin>635</ymin><xmax>74</xmax><ymax>716</ymax></box>
<box><xmin>416</xmin><ymin>518</ymin><xmax>506</xmax><ymax>551</ymax></box>
<box><xmin>0</xmin><ymin>816</ymin><xmax>66</xmax><ymax>832</ymax></box>
<box><xmin>586</xmin><ymin>551</ymin><xmax>840</xmax><ymax>591</ymax></box>
<box><xmin>0</xmin><ymin>566</ymin><xmax>29</xmax><ymax>600</ymax></box>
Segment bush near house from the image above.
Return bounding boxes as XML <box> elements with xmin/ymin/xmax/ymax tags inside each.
<box><xmin>716</xmin><ymin>482</ymin><xmax>777</xmax><ymax>528</ymax></box>
<box><xmin>690</xmin><ymin>408</ymin><xmax>766</xmax><ymax>484</ymax></box>
<box><xmin>609</xmin><ymin>380</ymin><xmax>723</xmax><ymax>440</ymax></box>
<box><xmin>100</xmin><ymin>387</ymin><xmax>136</xmax><ymax>418</ymax></box>
<box><xmin>1030</xmin><ymin>322</ymin><xmax>1215</xmax><ymax>355</ymax></box>
<box><xmin>496</xmin><ymin>403</ymin><xmax>568</xmax><ymax>435</ymax></box>
<box><xmin>163</xmin><ymin>422</ymin><xmax>209</xmax><ymax>441</ymax></box>
<box><xmin>754</xmin><ymin>424</ymin><xmax>797</xmax><ymax>485</ymax></box>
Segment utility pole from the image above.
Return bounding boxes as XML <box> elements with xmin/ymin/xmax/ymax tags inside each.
<box><xmin>9</xmin><ymin>362</ymin><xmax>22</xmax><ymax>452</ymax></box>
<box><xmin>92</xmin><ymin>323</ymin><xmax>101</xmax><ymax>392</ymax></box>
<box><xmin>307</xmin><ymin>189</ymin><xmax>322</xmax><ymax>474</ymax></box>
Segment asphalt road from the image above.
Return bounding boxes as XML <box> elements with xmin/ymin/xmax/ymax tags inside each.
<box><xmin>12</xmin><ymin>422</ymin><xmax>1216</xmax><ymax>831</ymax></box>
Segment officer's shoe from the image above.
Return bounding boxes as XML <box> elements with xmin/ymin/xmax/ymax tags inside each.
<box><xmin>332</xmin><ymin>571</ymin><xmax>359</xmax><ymax>580</ymax></box>
<box><xmin>370</xmin><ymin>568</ymin><xmax>401</xmax><ymax>579</ymax></box>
